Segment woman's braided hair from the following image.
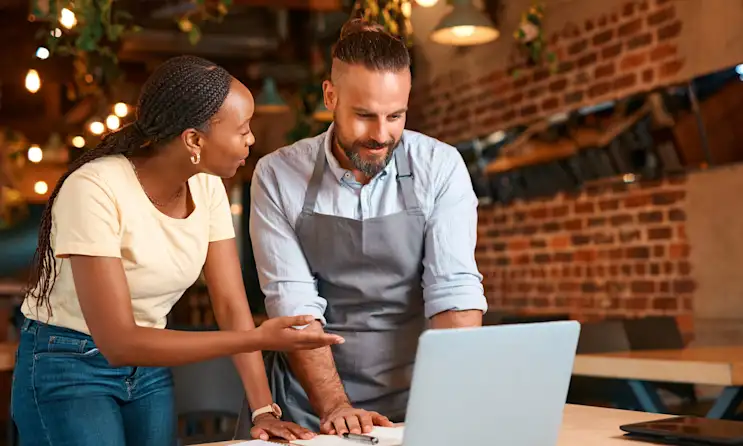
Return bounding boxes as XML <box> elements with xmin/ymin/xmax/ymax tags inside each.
<box><xmin>26</xmin><ymin>55</ymin><xmax>233</xmax><ymax>316</ymax></box>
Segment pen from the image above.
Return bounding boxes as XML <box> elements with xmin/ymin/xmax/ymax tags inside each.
<box><xmin>342</xmin><ymin>432</ymin><xmax>379</xmax><ymax>444</ymax></box>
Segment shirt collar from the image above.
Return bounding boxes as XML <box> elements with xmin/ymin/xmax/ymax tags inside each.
<box><xmin>322</xmin><ymin>122</ymin><xmax>396</xmax><ymax>184</ymax></box>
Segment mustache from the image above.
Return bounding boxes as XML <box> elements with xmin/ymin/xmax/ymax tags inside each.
<box><xmin>355</xmin><ymin>140</ymin><xmax>395</xmax><ymax>150</ymax></box>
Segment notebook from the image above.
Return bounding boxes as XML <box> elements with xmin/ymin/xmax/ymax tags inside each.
<box><xmin>292</xmin><ymin>426</ymin><xmax>404</xmax><ymax>446</ymax></box>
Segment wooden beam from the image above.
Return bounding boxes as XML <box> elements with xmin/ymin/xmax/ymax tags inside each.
<box><xmin>233</xmin><ymin>0</ymin><xmax>341</xmax><ymax>10</ymax></box>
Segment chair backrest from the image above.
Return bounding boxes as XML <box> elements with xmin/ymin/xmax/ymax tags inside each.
<box><xmin>576</xmin><ymin>319</ymin><xmax>631</xmax><ymax>353</ymax></box>
<box><xmin>623</xmin><ymin>316</ymin><xmax>685</xmax><ymax>350</ymax></box>
<box><xmin>172</xmin><ymin>356</ymin><xmax>245</xmax><ymax>417</ymax></box>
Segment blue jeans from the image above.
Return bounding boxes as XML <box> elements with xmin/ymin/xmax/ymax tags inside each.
<box><xmin>11</xmin><ymin>318</ymin><xmax>176</xmax><ymax>446</ymax></box>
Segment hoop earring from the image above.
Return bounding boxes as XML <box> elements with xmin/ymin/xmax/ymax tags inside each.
<box><xmin>191</xmin><ymin>152</ymin><xmax>200</xmax><ymax>165</ymax></box>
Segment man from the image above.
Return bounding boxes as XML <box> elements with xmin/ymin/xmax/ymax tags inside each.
<box><xmin>249</xmin><ymin>19</ymin><xmax>487</xmax><ymax>437</ymax></box>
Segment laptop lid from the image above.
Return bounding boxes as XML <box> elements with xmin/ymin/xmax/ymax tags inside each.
<box><xmin>402</xmin><ymin>320</ymin><xmax>581</xmax><ymax>446</ymax></box>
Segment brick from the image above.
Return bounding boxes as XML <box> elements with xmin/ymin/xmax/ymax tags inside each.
<box><xmin>642</xmin><ymin>68</ymin><xmax>655</xmax><ymax>83</ymax></box>
<box><xmin>543</xmin><ymin>221</ymin><xmax>561</xmax><ymax>232</ymax></box>
<box><xmin>611</xmin><ymin>12</ymin><xmax>620</xmax><ymax>23</ymax></box>
<box><xmin>639</xmin><ymin>0</ymin><xmax>650</xmax><ymax>11</ymax></box>
<box><xmin>655</xmin><ymin>246</ymin><xmax>666</xmax><ymax>257</ymax></box>
<box><xmin>621</xmin><ymin>265</ymin><xmax>632</xmax><ymax>276</ymax></box>
<box><xmin>542</xmin><ymin>97</ymin><xmax>560</xmax><ymax>111</ymax></box>
<box><xmin>652</xmin><ymin>190</ymin><xmax>684</xmax><ymax>205</ymax></box>
<box><xmin>598</xmin><ymin>14</ymin><xmax>608</xmax><ymax>27</ymax></box>
<box><xmin>585</xmin><ymin>19</ymin><xmax>595</xmax><ymax>32</ymax></box>
<box><xmin>626</xmin><ymin>246</ymin><xmax>651</xmax><ymax>259</ymax></box>
<box><xmin>650</xmin><ymin>43</ymin><xmax>678</xmax><ymax>61</ymax></box>
<box><xmin>622</xmin><ymin>1</ymin><xmax>635</xmax><ymax>17</ymax></box>
<box><xmin>595</xmin><ymin>63</ymin><xmax>616</xmax><ymax>79</ymax></box>
<box><xmin>668</xmin><ymin>208</ymin><xmax>686</xmax><ymax>221</ymax></box>
<box><xmin>625</xmin><ymin>194</ymin><xmax>650</xmax><ymax>207</ymax></box>
<box><xmin>611</xmin><ymin>214</ymin><xmax>634</xmax><ymax>226</ymax></box>
<box><xmin>555</xmin><ymin>252</ymin><xmax>573</xmax><ymax>262</ymax></box>
<box><xmin>533</xmin><ymin>69</ymin><xmax>551</xmax><ymax>83</ymax></box>
<box><xmin>648</xmin><ymin>5</ymin><xmax>675</xmax><ymax>26</ymax></box>
<box><xmin>670</xmin><ymin>243</ymin><xmax>690</xmax><ymax>259</ymax></box>
<box><xmin>552</xmin><ymin>205</ymin><xmax>569</xmax><ymax>218</ymax></box>
<box><xmin>559</xmin><ymin>60</ymin><xmax>575</xmax><ymax>73</ymax></box>
<box><xmin>551</xmin><ymin>235</ymin><xmax>570</xmax><ymax>249</ymax></box>
<box><xmin>650</xmin><ymin>263</ymin><xmax>660</xmax><ymax>275</ymax></box>
<box><xmin>678</xmin><ymin>224</ymin><xmax>686</xmax><ymax>240</ymax></box>
<box><xmin>635</xmin><ymin>263</ymin><xmax>646</xmax><ymax>275</ymax></box>
<box><xmin>565</xmin><ymin>91</ymin><xmax>584</xmax><ymax>105</ymax></box>
<box><xmin>588</xmin><ymin>81</ymin><xmax>613</xmax><ymax>98</ymax></box>
<box><xmin>572</xmin><ymin>234</ymin><xmax>592</xmax><ymax>246</ymax></box>
<box><xmin>568</xmin><ymin>39</ymin><xmax>589</xmax><ymax>55</ymax></box>
<box><xmin>593</xmin><ymin>233</ymin><xmax>615</xmax><ymax>244</ymax></box>
<box><xmin>588</xmin><ymin>217</ymin><xmax>606</xmax><ymax>227</ymax></box>
<box><xmin>593</xmin><ymin>29</ymin><xmax>615</xmax><ymax>46</ymax></box>
<box><xmin>639</xmin><ymin>211</ymin><xmax>663</xmax><ymax>223</ymax></box>
<box><xmin>565</xmin><ymin>219</ymin><xmax>583</xmax><ymax>231</ymax></box>
<box><xmin>578</xmin><ymin>52</ymin><xmax>598</xmax><ymax>68</ymax></box>
<box><xmin>575</xmin><ymin>202</ymin><xmax>595</xmax><ymax>214</ymax></box>
<box><xmin>653</xmin><ymin>297</ymin><xmax>678</xmax><ymax>311</ymax></box>
<box><xmin>618</xmin><ymin>18</ymin><xmax>643</xmax><ymax>37</ymax></box>
<box><xmin>614</xmin><ymin>73</ymin><xmax>637</xmax><ymax>90</ymax></box>
<box><xmin>549</xmin><ymin>78</ymin><xmax>569</xmax><ymax>92</ymax></box>
<box><xmin>648</xmin><ymin>227</ymin><xmax>673</xmax><ymax>240</ymax></box>
<box><xmin>658</xmin><ymin>20</ymin><xmax>682</xmax><ymax>41</ymax></box>
<box><xmin>659</xmin><ymin>58</ymin><xmax>685</xmax><ymax>78</ymax></box>
<box><xmin>625</xmin><ymin>297</ymin><xmax>649</xmax><ymax>310</ymax></box>
<box><xmin>534</xmin><ymin>253</ymin><xmax>551</xmax><ymax>264</ymax></box>
<box><xmin>575</xmin><ymin>250</ymin><xmax>598</xmax><ymax>262</ymax></box>
<box><xmin>627</xmin><ymin>33</ymin><xmax>653</xmax><ymax>51</ymax></box>
<box><xmin>632</xmin><ymin>280</ymin><xmax>655</xmax><ymax>293</ymax></box>
<box><xmin>575</xmin><ymin>71</ymin><xmax>591</xmax><ymax>85</ymax></box>
<box><xmin>599</xmin><ymin>199</ymin><xmax>619</xmax><ymax>211</ymax></box>
<box><xmin>678</xmin><ymin>261</ymin><xmax>691</xmax><ymax>275</ymax></box>
<box><xmin>620</xmin><ymin>229</ymin><xmax>641</xmax><ymax>242</ymax></box>
<box><xmin>602</xmin><ymin>43</ymin><xmax>623</xmax><ymax>59</ymax></box>
<box><xmin>673</xmin><ymin>279</ymin><xmax>696</xmax><ymax>294</ymax></box>
<box><xmin>620</xmin><ymin>51</ymin><xmax>648</xmax><ymax>71</ymax></box>
<box><xmin>521</xmin><ymin>104</ymin><xmax>539</xmax><ymax>118</ymax></box>
<box><xmin>527</xmin><ymin>86</ymin><xmax>546</xmax><ymax>98</ymax></box>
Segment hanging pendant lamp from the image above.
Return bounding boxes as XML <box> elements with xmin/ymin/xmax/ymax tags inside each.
<box><xmin>430</xmin><ymin>0</ymin><xmax>499</xmax><ymax>46</ymax></box>
<box><xmin>255</xmin><ymin>77</ymin><xmax>289</xmax><ymax>113</ymax></box>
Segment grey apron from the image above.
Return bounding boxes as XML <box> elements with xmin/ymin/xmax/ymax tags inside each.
<box><xmin>265</xmin><ymin>141</ymin><xmax>427</xmax><ymax>431</ymax></box>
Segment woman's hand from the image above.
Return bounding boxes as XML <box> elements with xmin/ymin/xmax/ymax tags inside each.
<box><xmin>251</xmin><ymin>414</ymin><xmax>317</xmax><ymax>441</ymax></box>
<box><xmin>255</xmin><ymin>315</ymin><xmax>344</xmax><ymax>351</ymax></box>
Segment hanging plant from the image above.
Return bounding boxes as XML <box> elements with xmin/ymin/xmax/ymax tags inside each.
<box><xmin>511</xmin><ymin>2</ymin><xmax>557</xmax><ymax>78</ymax></box>
<box><xmin>176</xmin><ymin>0</ymin><xmax>233</xmax><ymax>45</ymax></box>
<box><xmin>350</xmin><ymin>0</ymin><xmax>414</xmax><ymax>47</ymax></box>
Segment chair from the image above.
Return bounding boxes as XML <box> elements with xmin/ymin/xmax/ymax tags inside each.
<box><xmin>172</xmin><ymin>356</ymin><xmax>245</xmax><ymax>445</ymax></box>
<box><xmin>622</xmin><ymin>316</ymin><xmax>698</xmax><ymax>408</ymax></box>
<box><xmin>567</xmin><ymin>319</ymin><xmax>639</xmax><ymax>410</ymax></box>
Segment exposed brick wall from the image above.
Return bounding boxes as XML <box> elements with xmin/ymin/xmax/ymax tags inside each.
<box><xmin>408</xmin><ymin>0</ymin><xmax>686</xmax><ymax>142</ymax></box>
<box><xmin>476</xmin><ymin>175</ymin><xmax>693</xmax><ymax>320</ymax></box>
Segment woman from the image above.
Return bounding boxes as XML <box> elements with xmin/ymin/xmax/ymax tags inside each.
<box><xmin>10</xmin><ymin>55</ymin><xmax>343</xmax><ymax>446</ymax></box>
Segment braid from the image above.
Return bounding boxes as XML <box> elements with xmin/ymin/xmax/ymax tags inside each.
<box><xmin>25</xmin><ymin>55</ymin><xmax>233</xmax><ymax>317</ymax></box>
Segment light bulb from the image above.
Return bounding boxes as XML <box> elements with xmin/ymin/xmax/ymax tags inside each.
<box><xmin>113</xmin><ymin>102</ymin><xmax>129</xmax><ymax>117</ymax></box>
<box><xmin>50</xmin><ymin>28</ymin><xmax>62</xmax><ymax>38</ymax></box>
<box><xmin>106</xmin><ymin>115</ymin><xmax>120</xmax><ymax>130</ymax></box>
<box><xmin>415</xmin><ymin>0</ymin><xmax>438</xmax><ymax>6</ymax></box>
<box><xmin>451</xmin><ymin>26</ymin><xmax>475</xmax><ymax>37</ymax></box>
<box><xmin>89</xmin><ymin>121</ymin><xmax>105</xmax><ymax>135</ymax></box>
<box><xmin>35</xmin><ymin>47</ymin><xmax>49</xmax><ymax>59</ymax></box>
<box><xmin>59</xmin><ymin>8</ymin><xmax>77</xmax><ymax>29</ymax></box>
<box><xmin>27</xmin><ymin>145</ymin><xmax>42</xmax><ymax>163</ymax></box>
<box><xmin>401</xmin><ymin>1</ymin><xmax>412</xmax><ymax>17</ymax></box>
<box><xmin>71</xmin><ymin>136</ymin><xmax>85</xmax><ymax>148</ymax></box>
<box><xmin>34</xmin><ymin>181</ymin><xmax>48</xmax><ymax>195</ymax></box>
<box><xmin>25</xmin><ymin>69</ymin><xmax>41</xmax><ymax>93</ymax></box>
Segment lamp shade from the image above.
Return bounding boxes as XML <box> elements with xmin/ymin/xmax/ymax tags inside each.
<box><xmin>430</xmin><ymin>0</ymin><xmax>499</xmax><ymax>46</ymax></box>
<box><xmin>312</xmin><ymin>101</ymin><xmax>333</xmax><ymax>122</ymax></box>
<box><xmin>255</xmin><ymin>77</ymin><xmax>289</xmax><ymax>113</ymax></box>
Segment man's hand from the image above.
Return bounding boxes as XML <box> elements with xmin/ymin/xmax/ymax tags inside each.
<box><xmin>250</xmin><ymin>413</ymin><xmax>317</xmax><ymax>442</ymax></box>
<box><xmin>320</xmin><ymin>403</ymin><xmax>394</xmax><ymax>435</ymax></box>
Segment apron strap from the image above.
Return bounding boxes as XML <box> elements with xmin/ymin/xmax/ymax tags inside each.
<box><xmin>302</xmin><ymin>142</ymin><xmax>328</xmax><ymax>214</ymax></box>
<box><xmin>394</xmin><ymin>145</ymin><xmax>422</xmax><ymax>213</ymax></box>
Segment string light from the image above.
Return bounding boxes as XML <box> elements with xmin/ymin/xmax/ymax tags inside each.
<box><xmin>35</xmin><ymin>47</ymin><xmax>49</xmax><ymax>59</ymax></box>
<box><xmin>50</xmin><ymin>28</ymin><xmax>62</xmax><ymax>38</ymax></box>
<box><xmin>71</xmin><ymin>136</ymin><xmax>85</xmax><ymax>148</ymax></box>
<box><xmin>415</xmin><ymin>0</ymin><xmax>438</xmax><ymax>6</ymax></box>
<box><xmin>59</xmin><ymin>8</ymin><xmax>77</xmax><ymax>29</ymax></box>
<box><xmin>25</xmin><ymin>69</ymin><xmax>41</xmax><ymax>93</ymax></box>
<box><xmin>27</xmin><ymin>145</ymin><xmax>42</xmax><ymax>163</ymax></box>
<box><xmin>89</xmin><ymin>121</ymin><xmax>105</xmax><ymax>135</ymax></box>
<box><xmin>34</xmin><ymin>181</ymin><xmax>48</xmax><ymax>195</ymax></box>
<box><xmin>106</xmin><ymin>115</ymin><xmax>120</xmax><ymax>130</ymax></box>
<box><xmin>114</xmin><ymin>102</ymin><xmax>129</xmax><ymax>118</ymax></box>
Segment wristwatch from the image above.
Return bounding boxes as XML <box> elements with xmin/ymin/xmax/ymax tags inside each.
<box><xmin>252</xmin><ymin>403</ymin><xmax>283</xmax><ymax>422</ymax></box>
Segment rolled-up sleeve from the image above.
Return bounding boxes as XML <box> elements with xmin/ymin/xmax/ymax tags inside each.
<box><xmin>421</xmin><ymin>143</ymin><xmax>488</xmax><ymax>319</ymax></box>
<box><xmin>249</xmin><ymin>161</ymin><xmax>327</xmax><ymax>325</ymax></box>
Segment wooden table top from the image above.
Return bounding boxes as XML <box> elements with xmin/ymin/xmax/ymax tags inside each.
<box><xmin>0</xmin><ymin>341</ymin><xmax>16</xmax><ymax>371</ymax></box>
<box><xmin>194</xmin><ymin>404</ymin><xmax>667</xmax><ymax>445</ymax></box>
<box><xmin>573</xmin><ymin>346</ymin><xmax>743</xmax><ymax>386</ymax></box>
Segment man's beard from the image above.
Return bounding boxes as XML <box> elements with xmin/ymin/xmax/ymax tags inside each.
<box><xmin>337</xmin><ymin>135</ymin><xmax>398</xmax><ymax>178</ymax></box>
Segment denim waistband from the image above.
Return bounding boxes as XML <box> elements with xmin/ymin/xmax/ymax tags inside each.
<box><xmin>20</xmin><ymin>317</ymin><xmax>93</xmax><ymax>342</ymax></box>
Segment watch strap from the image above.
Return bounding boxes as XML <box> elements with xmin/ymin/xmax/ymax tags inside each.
<box><xmin>252</xmin><ymin>403</ymin><xmax>281</xmax><ymax>422</ymax></box>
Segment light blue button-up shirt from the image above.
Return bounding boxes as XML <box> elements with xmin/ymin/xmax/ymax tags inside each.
<box><xmin>249</xmin><ymin>124</ymin><xmax>487</xmax><ymax>324</ymax></box>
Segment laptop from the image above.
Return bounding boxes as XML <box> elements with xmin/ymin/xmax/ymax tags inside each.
<box><xmin>620</xmin><ymin>416</ymin><xmax>743</xmax><ymax>445</ymax></box>
<box><xmin>401</xmin><ymin>320</ymin><xmax>581</xmax><ymax>446</ymax></box>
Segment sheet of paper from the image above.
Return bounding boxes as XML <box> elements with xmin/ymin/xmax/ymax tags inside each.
<box><xmin>230</xmin><ymin>441</ymin><xmax>288</xmax><ymax>445</ymax></box>
<box><xmin>292</xmin><ymin>426</ymin><xmax>404</xmax><ymax>446</ymax></box>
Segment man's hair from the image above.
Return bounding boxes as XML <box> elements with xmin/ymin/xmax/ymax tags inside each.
<box><xmin>331</xmin><ymin>18</ymin><xmax>411</xmax><ymax>74</ymax></box>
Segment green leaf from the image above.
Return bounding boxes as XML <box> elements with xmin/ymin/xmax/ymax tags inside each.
<box><xmin>188</xmin><ymin>26</ymin><xmax>202</xmax><ymax>45</ymax></box>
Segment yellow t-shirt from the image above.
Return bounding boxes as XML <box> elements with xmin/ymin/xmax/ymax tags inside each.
<box><xmin>21</xmin><ymin>154</ymin><xmax>236</xmax><ymax>335</ymax></box>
